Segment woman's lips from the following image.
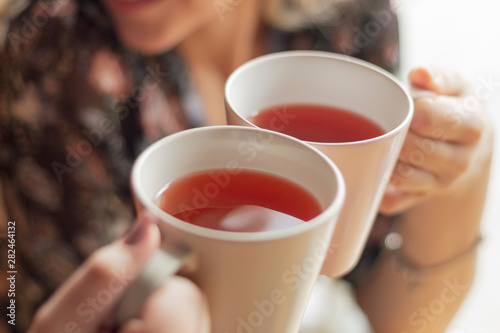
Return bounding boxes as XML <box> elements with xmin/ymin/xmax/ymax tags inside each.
<box><xmin>105</xmin><ymin>0</ymin><xmax>159</xmax><ymax>13</ymax></box>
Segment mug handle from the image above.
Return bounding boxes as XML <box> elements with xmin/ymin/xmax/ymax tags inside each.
<box><xmin>107</xmin><ymin>247</ymin><xmax>194</xmax><ymax>327</ymax></box>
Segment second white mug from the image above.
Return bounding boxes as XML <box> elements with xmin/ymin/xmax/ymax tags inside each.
<box><xmin>225</xmin><ymin>51</ymin><xmax>413</xmax><ymax>277</ymax></box>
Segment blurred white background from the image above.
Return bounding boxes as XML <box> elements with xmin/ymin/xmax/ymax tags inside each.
<box><xmin>398</xmin><ymin>0</ymin><xmax>500</xmax><ymax>332</ymax></box>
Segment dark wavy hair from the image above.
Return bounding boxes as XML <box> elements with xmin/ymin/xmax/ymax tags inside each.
<box><xmin>1</xmin><ymin>0</ymin><xmax>147</xmax><ymax>180</ymax></box>
<box><xmin>4</xmin><ymin>0</ymin><xmax>118</xmax><ymax>78</ymax></box>
<box><xmin>1</xmin><ymin>0</ymin><xmax>149</xmax><ymax>120</ymax></box>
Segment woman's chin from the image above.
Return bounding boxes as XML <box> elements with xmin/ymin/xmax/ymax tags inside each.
<box><xmin>114</xmin><ymin>28</ymin><xmax>177</xmax><ymax>56</ymax></box>
<box><xmin>122</xmin><ymin>39</ymin><xmax>173</xmax><ymax>56</ymax></box>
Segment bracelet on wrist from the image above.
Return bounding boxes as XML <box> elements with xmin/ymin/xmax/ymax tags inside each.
<box><xmin>383</xmin><ymin>231</ymin><xmax>483</xmax><ymax>292</ymax></box>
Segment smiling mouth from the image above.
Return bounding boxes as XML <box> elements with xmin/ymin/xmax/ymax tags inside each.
<box><xmin>105</xmin><ymin>0</ymin><xmax>159</xmax><ymax>12</ymax></box>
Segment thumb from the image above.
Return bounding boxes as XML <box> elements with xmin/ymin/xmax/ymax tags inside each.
<box><xmin>29</xmin><ymin>214</ymin><xmax>161</xmax><ymax>332</ymax></box>
<box><xmin>409</xmin><ymin>66</ymin><xmax>466</xmax><ymax>96</ymax></box>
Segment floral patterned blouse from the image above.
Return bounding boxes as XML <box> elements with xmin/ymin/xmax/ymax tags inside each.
<box><xmin>0</xmin><ymin>0</ymin><xmax>399</xmax><ymax>331</ymax></box>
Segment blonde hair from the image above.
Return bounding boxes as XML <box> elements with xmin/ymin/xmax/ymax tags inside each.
<box><xmin>261</xmin><ymin>0</ymin><xmax>348</xmax><ymax>31</ymax></box>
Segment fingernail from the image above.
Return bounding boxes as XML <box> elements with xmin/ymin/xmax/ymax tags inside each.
<box><xmin>410</xmin><ymin>68</ymin><xmax>431</xmax><ymax>88</ymax></box>
<box><xmin>125</xmin><ymin>218</ymin><xmax>151</xmax><ymax>245</ymax></box>
<box><xmin>427</xmin><ymin>67</ymin><xmax>444</xmax><ymax>87</ymax></box>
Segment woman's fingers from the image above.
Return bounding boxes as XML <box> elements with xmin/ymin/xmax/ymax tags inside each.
<box><xmin>389</xmin><ymin>161</ymin><xmax>437</xmax><ymax>192</ymax></box>
<box><xmin>411</xmin><ymin>96</ymin><xmax>483</xmax><ymax>145</ymax></box>
<box><xmin>379</xmin><ymin>186</ymin><xmax>426</xmax><ymax>216</ymax></box>
<box><xmin>120</xmin><ymin>276</ymin><xmax>210</xmax><ymax>333</ymax></box>
<box><xmin>382</xmin><ymin>65</ymin><xmax>487</xmax><ymax>214</ymax></box>
<box><xmin>409</xmin><ymin>66</ymin><xmax>483</xmax><ymax>146</ymax></box>
<box><xmin>28</xmin><ymin>215</ymin><xmax>161</xmax><ymax>333</ymax></box>
<box><xmin>30</xmin><ymin>213</ymin><xmax>210</xmax><ymax>333</ymax></box>
<box><xmin>395</xmin><ymin>131</ymin><xmax>474</xmax><ymax>188</ymax></box>
<box><xmin>409</xmin><ymin>66</ymin><xmax>467</xmax><ymax>96</ymax></box>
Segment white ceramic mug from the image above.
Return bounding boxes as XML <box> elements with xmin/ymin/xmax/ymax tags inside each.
<box><xmin>225</xmin><ymin>51</ymin><xmax>413</xmax><ymax>277</ymax></box>
<box><xmin>115</xmin><ymin>126</ymin><xmax>345</xmax><ymax>333</ymax></box>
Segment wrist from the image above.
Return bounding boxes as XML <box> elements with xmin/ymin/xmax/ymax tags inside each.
<box><xmin>383</xmin><ymin>227</ymin><xmax>482</xmax><ymax>291</ymax></box>
<box><xmin>384</xmin><ymin>228</ymin><xmax>482</xmax><ymax>269</ymax></box>
<box><xmin>391</xmin><ymin>140</ymin><xmax>491</xmax><ymax>267</ymax></box>
<box><xmin>391</xmin><ymin>210</ymin><xmax>481</xmax><ymax>268</ymax></box>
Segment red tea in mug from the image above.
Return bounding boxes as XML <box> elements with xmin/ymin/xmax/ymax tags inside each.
<box><xmin>249</xmin><ymin>104</ymin><xmax>385</xmax><ymax>143</ymax></box>
<box><xmin>156</xmin><ymin>169</ymin><xmax>322</xmax><ymax>232</ymax></box>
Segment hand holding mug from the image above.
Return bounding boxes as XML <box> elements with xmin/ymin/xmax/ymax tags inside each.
<box><xmin>380</xmin><ymin>66</ymin><xmax>490</xmax><ymax>214</ymax></box>
<box><xmin>96</xmin><ymin>126</ymin><xmax>344</xmax><ymax>333</ymax></box>
<box><xmin>28</xmin><ymin>214</ymin><xmax>210</xmax><ymax>333</ymax></box>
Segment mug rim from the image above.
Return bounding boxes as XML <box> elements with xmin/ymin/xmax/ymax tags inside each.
<box><xmin>224</xmin><ymin>50</ymin><xmax>414</xmax><ymax>146</ymax></box>
<box><xmin>131</xmin><ymin>125</ymin><xmax>346</xmax><ymax>242</ymax></box>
